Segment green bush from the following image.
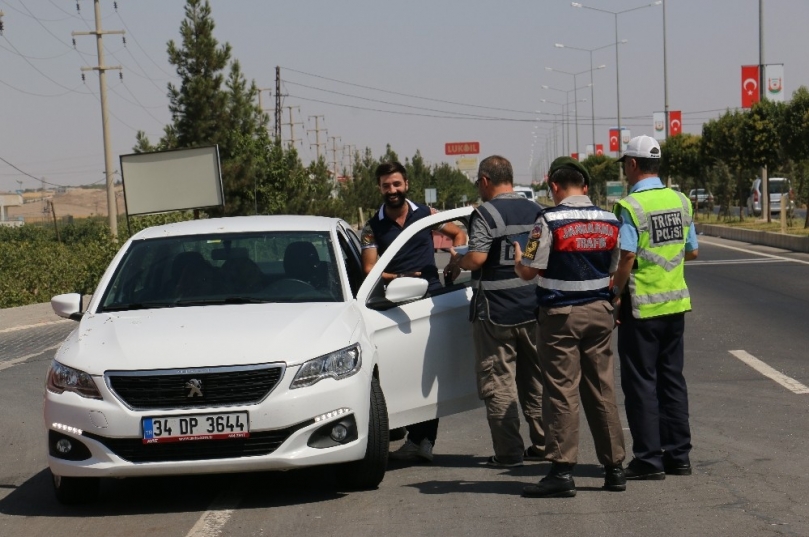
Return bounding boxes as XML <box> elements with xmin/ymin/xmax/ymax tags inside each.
<box><xmin>0</xmin><ymin>212</ymin><xmax>200</xmax><ymax>309</ymax></box>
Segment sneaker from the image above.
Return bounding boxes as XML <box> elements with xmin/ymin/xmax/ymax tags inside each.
<box><xmin>485</xmin><ymin>456</ymin><xmax>524</xmax><ymax>468</ymax></box>
<box><xmin>523</xmin><ymin>446</ymin><xmax>546</xmax><ymax>461</ymax></box>
<box><xmin>390</xmin><ymin>438</ymin><xmax>434</xmax><ymax>462</ymax></box>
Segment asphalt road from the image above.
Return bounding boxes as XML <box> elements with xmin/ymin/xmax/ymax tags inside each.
<box><xmin>1</xmin><ymin>236</ymin><xmax>808</xmax><ymax>537</ymax></box>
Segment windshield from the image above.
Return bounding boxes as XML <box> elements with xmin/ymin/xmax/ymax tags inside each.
<box><xmin>768</xmin><ymin>180</ymin><xmax>790</xmax><ymax>195</ymax></box>
<box><xmin>99</xmin><ymin>231</ymin><xmax>342</xmax><ymax>311</ymax></box>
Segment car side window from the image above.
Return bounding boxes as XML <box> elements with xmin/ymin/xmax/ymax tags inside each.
<box><xmin>337</xmin><ymin>229</ymin><xmax>364</xmax><ymax>298</ymax></box>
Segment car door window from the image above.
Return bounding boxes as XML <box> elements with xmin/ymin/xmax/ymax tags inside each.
<box><xmin>365</xmin><ymin>214</ymin><xmax>471</xmax><ymax>310</ymax></box>
<box><xmin>338</xmin><ymin>228</ymin><xmax>364</xmax><ymax>298</ymax></box>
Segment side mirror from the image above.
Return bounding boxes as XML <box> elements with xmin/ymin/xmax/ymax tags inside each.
<box><xmin>384</xmin><ymin>277</ymin><xmax>428</xmax><ymax>303</ymax></box>
<box><xmin>51</xmin><ymin>293</ymin><xmax>83</xmax><ymax>321</ymax></box>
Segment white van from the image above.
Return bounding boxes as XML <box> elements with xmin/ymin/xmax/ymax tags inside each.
<box><xmin>513</xmin><ymin>186</ymin><xmax>537</xmax><ymax>203</ymax></box>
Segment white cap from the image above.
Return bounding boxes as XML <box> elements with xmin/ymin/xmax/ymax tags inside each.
<box><xmin>618</xmin><ymin>135</ymin><xmax>661</xmax><ymax>162</ymax></box>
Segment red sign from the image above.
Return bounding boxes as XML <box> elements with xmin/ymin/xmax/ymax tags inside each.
<box><xmin>609</xmin><ymin>129</ymin><xmax>620</xmax><ymax>152</ymax></box>
<box><xmin>595</xmin><ymin>144</ymin><xmax>604</xmax><ymax>156</ymax></box>
<box><xmin>445</xmin><ymin>142</ymin><xmax>480</xmax><ymax>155</ymax></box>
<box><xmin>741</xmin><ymin>65</ymin><xmax>760</xmax><ymax>109</ymax></box>
<box><xmin>669</xmin><ymin>110</ymin><xmax>682</xmax><ymax>136</ymax></box>
<box><xmin>571</xmin><ymin>153</ymin><xmax>579</xmax><ymax>161</ymax></box>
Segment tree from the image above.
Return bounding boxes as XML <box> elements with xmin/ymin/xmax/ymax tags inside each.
<box><xmin>781</xmin><ymin>86</ymin><xmax>809</xmax><ymax>227</ymax></box>
<box><xmin>580</xmin><ymin>154</ymin><xmax>618</xmax><ymax>206</ymax></box>
<box><xmin>133</xmin><ymin>0</ymin><xmax>273</xmax><ymax>217</ymax></box>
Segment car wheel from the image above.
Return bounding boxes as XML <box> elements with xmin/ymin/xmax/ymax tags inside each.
<box><xmin>336</xmin><ymin>377</ymin><xmax>389</xmax><ymax>490</ymax></box>
<box><xmin>51</xmin><ymin>471</ymin><xmax>100</xmax><ymax>505</ymax></box>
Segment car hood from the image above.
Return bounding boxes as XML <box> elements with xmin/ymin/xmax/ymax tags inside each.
<box><xmin>55</xmin><ymin>302</ymin><xmax>361</xmax><ymax>374</ymax></box>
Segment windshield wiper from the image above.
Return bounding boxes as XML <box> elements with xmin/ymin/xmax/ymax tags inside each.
<box><xmin>173</xmin><ymin>296</ymin><xmax>275</xmax><ymax>306</ymax></box>
<box><xmin>100</xmin><ymin>302</ymin><xmax>175</xmax><ymax>312</ymax></box>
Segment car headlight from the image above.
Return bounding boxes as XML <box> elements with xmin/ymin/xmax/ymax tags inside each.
<box><xmin>290</xmin><ymin>344</ymin><xmax>362</xmax><ymax>389</ymax></box>
<box><xmin>46</xmin><ymin>360</ymin><xmax>102</xmax><ymax>399</ymax></box>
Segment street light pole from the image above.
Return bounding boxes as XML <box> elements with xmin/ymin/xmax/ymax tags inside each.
<box><xmin>546</xmin><ymin>67</ymin><xmax>601</xmax><ymax>157</ymax></box>
<box><xmin>572</xmin><ymin>1</ymin><xmax>661</xmax><ymax>176</ymax></box>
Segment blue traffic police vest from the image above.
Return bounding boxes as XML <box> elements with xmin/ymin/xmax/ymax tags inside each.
<box><xmin>537</xmin><ymin>204</ymin><xmax>620</xmax><ymax>307</ymax></box>
<box><xmin>471</xmin><ymin>196</ymin><xmax>542</xmax><ymax>325</ymax></box>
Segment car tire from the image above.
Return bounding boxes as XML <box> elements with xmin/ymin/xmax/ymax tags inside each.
<box><xmin>336</xmin><ymin>377</ymin><xmax>389</xmax><ymax>490</ymax></box>
<box><xmin>51</xmin><ymin>471</ymin><xmax>100</xmax><ymax>505</ymax></box>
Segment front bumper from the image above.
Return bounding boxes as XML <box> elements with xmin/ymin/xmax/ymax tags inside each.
<box><xmin>45</xmin><ymin>364</ymin><xmax>372</xmax><ymax>478</ymax></box>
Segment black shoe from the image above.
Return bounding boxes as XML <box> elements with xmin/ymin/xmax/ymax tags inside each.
<box><xmin>625</xmin><ymin>459</ymin><xmax>665</xmax><ymax>481</ymax></box>
<box><xmin>523</xmin><ymin>446</ymin><xmax>546</xmax><ymax>462</ymax></box>
<box><xmin>663</xmin><ymin>460</ymin><xmax>692</xmax><ymax>476</ymax></box>
<box><xmin>522</xmin><ymin>463</ymin><xmax>576</xmax><ymax>498</ymax></box>
<box><xmin>603</xmin><ymin>464</ymin><xmax>626</xmax><ymax>491</ymax></box>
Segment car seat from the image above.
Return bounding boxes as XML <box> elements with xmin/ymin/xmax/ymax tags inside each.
<box><xmin>283</xmin><ymin>241</ymin><xmax>325</xmax><ymax>288</ymax></box>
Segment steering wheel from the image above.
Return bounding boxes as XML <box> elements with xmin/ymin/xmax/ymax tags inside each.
<box><xmin>266</xmin><ymin>278</ymin><xmax>317</xmax><ymax>295</ymax></box>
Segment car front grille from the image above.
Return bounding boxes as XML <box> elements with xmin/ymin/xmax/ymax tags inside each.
<box><xmin>83</xmin><ymin>422</ymin><xmax>311</xmax><ymax>463</ymax></box>
<box><xmin>106</xmin><ymin>364</ymin><xmax>285</xmax><ymax>410</ymax></box>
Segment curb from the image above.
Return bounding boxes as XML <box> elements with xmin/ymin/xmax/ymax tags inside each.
<box><xmin>695</xmin><ymin>223</ymin><xmax>809</xmax><ymax>254</ymax></box>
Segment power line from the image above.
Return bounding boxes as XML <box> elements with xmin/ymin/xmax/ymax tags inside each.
<box><xmin>281</xmin><ymin>66</ymin><xmax>538</xmax><ymax>115</ymax></box>
<box><xmin>287</xmin><ymin>94</ymin><xmax>538</xmax><ymax>122</ymax></box>
<box><xmin>284</xmin><ymin>80</ymin><xmax>530</xmax><ymax>119</ymax></box>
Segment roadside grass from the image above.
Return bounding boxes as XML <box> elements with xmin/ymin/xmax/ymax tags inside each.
<box><xmin>692</xmin><ymin>210</ymin><xmax>809</xmax><ymax>236</ymax></box>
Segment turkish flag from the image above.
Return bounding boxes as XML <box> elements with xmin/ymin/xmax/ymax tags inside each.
<box><xmin>571</xmin><ymin>153</ymin><xmax>579</xmax><ymax>161</ymax></box>
<box><xmin>669</xmin><ymin>110</ymin><xmax>682</xmax><ymax>136</ymax></box>
<box><xmin>609</xmin><ymin>129</ymin><xmax>620</xmax><ymax>152</ymax></box>
<box><xmin>595</xmin><ymin>144</ymin><xmax>604</xmax><ymax>156</ymax></box>
<box><xmin>741</xmin><ymin>65</ymin><xmax>760</xmax><ymax>108</ymax></box>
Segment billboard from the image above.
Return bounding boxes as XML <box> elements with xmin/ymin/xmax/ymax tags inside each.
<box><xmin>120</xmin><ymin>146</ymin><xmax>223</xmax><ymax>216</ymax></box>
<box><xmin>445</xmin><ymin>142</ymin><xmax>480</xmax><ymax>155</ymax></box>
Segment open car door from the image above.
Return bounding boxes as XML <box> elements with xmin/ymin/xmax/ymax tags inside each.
<box><xmin>356</xmin><ymin>206</ymin><xmax>481</xmax><ymax>429</ymax></box>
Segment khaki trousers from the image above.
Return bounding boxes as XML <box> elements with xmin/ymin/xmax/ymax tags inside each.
<box><xmin>473</xmin><ymin>320</ymin><xmax>544</xmax><ymax>462</ymax></box>
<box><xmin>538</xmin><ymin>300</ymin><xmax>625</xmax><ymax>466</ymax></box>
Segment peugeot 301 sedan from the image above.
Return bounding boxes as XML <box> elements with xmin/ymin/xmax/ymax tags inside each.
<box><xmin>45</xmin><ymin>208</ymin><xmax>478</xmax><ymax>504</ymax></box>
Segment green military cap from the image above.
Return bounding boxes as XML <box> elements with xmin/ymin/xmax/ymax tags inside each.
<box><xmin>548</xmin><ymin>156</ymin><xmax>590</xmax><ymax>186</ymax></box>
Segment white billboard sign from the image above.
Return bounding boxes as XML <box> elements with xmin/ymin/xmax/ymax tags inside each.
<box><xmin>764</xmin><ymin>64</ymin><xmax>785</xmax><ymax>103</ymax></box>
<box><xmin>653</xmin><ymin>112</ymin><xmax>666</xmax><ymax>141</ymax></box>
<box><xmin>120</xmin><ymin>146</ymin><xmax>224</xmax><ymax>216</ymax></box>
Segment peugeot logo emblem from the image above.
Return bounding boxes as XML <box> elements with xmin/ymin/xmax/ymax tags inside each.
<box><xmin>185</xmin><ymin>379</ymin><xmax>203</xmax><ymax>398</ymax></box>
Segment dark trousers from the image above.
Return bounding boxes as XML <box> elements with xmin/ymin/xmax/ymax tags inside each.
<box><xmin>406</xmin><ymin>419</ymin><xmax>438</xmax><ymax>444</ymax></box>
<box><xmin>618</xmin><ymin>298</ymin><xmax>692</xmax><ymax>470</ymax></box>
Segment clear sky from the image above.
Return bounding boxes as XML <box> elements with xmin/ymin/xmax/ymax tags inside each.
<box><xmin>2</xmin><ymin>0</ymin><xmax>808</xmax><ymax>192</ymax></box>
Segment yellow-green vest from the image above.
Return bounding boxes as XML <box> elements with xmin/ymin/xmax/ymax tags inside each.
<box><xmin>614</xmin><ymin>187</ymin><xmax>693</xmax><ymax>319</ymax></box>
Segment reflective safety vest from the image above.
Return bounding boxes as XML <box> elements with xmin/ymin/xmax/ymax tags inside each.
<box><xmin>614</xmin><ymin>187</ymin><xmax>693</xmax><ymax>319</ymax></box>
<box><xmin>537</xmin><ymin>204</ymin><xmax>619</xmax><ymax>307</ymax></box>
<box><xmin>471</xmin><ymin>196</ymin><xmax>542</xmax><ymax>325</ymax></box>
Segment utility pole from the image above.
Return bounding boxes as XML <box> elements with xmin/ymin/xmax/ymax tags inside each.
<box><xmin>274</xmin><ymin>66</ymin><xmax>282</xmax><ymax>142</ymax></box>
<box><xmin>283</xmin><ymin>106</ymin><xmax>302</xmax><ymax>150</ymax></box>
<box><xmin>257</xmin><ymin>87</ymin><xmax>273</xmax><ymax>127</ymax></box>
<box><xmin>328</xmin><ymin>136</ymin><xmax>341</xmax><ymax>182</ymax></box>
<box><xmin>342</xmin><ymin>144</ymin><xmax>356</xmax><ymax>179</ymax></box>
<box><xmin>308</xmin><ymin>115</ymin><xmax>327</xmax><ymax>161</ymax></box>
<box><xmin>73</xmin><ymin>0</ymin><xmax>124</xmax><ymax>239</ymax></box>
<box><xmin>759</xmin><ymin>0</ymin><xmax>769</xmax><ymax>222</ymax></box>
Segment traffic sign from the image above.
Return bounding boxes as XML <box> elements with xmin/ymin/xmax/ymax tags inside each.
<box><xmin>445</xmin><ymin>142</ymin><xmax>480</xmax><ymax>155</ymax></box>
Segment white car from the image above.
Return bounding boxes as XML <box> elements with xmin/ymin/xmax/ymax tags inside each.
<box><xmin>46</xmin><ymin>208</ymin><xmax>478</xmax><ymax>504</ymax></box>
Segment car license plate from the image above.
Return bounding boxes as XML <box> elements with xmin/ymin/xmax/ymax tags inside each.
<box><xmin>142</xmin><ymin>412</ymin><xmax>249</xmax><ymax>444</ymax></box>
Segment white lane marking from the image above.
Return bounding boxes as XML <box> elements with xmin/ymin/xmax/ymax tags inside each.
<box><xmin>698</xmin><ymin>238</ymin><xmax>809</xmax><ymax>266</ymax></box>
<box><xmin>0</xmin><ymin>319</ymin><xmax>71</xmax><ymax>335</ymax></box>
<box><xmin>186</xmin><ymin>488</ymin><xmax>242</xmax><ymax>537</ymax></box>
<box><xmin>729</xmin><ymin>350</ymin><xmax>809</xmax><ymax>395</ymax></box>
<box><xmin>0</xmin><ymin>343</ymin><xmax>61</xmax><ymax>372</ymax></box>
<box><xmin>688</xmin><ymin>258</ymin><xmax>783</xmax><ymax>266</ymax></box>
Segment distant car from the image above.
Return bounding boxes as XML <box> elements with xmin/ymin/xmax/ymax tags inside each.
<box><xmin>747</xmin><ymin>177</ymin><xmax>795</xmax><ymax>216</ymax></box>
<box><xmin>669</xmin><ymin>184</ymin><xmax>681</xmax><ymax>193</ymax></box>
<box><xmin>688</xmin><ymin>188</ymin><xmax>714</xmax><ymax>209</ymax></box>
<box><xmin>513</xmin><ymin>186</ymin><xmax>537</xmax><ymax>203</ymax></box>
<box><xmin>45</xmin><ymin>210</ymin><xmax>478</xmax><ymax>504</ymax></box>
